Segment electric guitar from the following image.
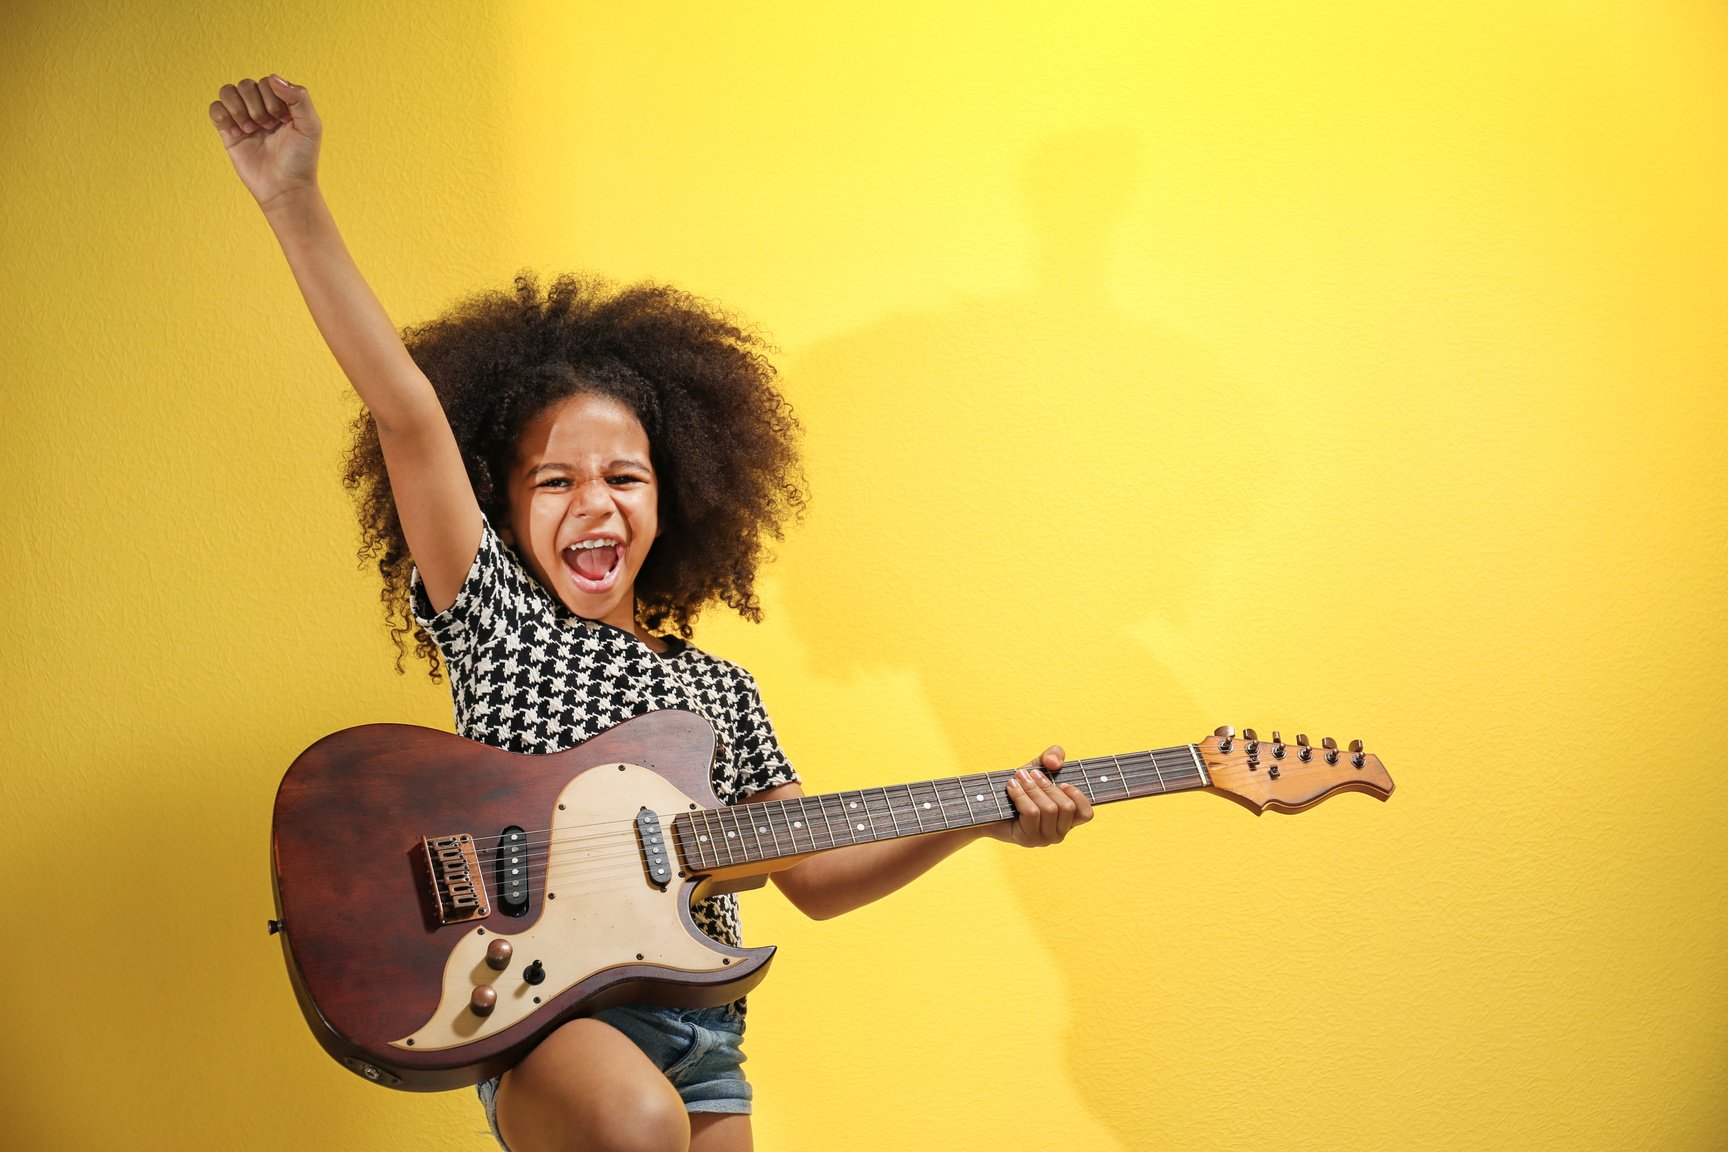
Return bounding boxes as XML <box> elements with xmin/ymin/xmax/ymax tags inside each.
<box><xmin>268</xmin><ymin>709</ymin><xmax>1393</xmax><ymax>1091</ymax></box>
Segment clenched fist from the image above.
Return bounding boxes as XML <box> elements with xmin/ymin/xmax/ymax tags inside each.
<box><xmin>209</xmin><ymin>75</ymin><xmax>323</xmax><ymax>210</ymax></box>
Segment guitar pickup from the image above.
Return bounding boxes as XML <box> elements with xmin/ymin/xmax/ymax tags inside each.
<box><xmin>493</xmin><ymin>826</ymin><xmax>530</xmax><ymax>917</ymax></box>
<box><xmin>635</xmin><ymin>809</ymin><xmax>673</xmax><ymax>890</ymax></box>
<box><xmin>423</xmin><ymin>834</ymin><xmax>490</xmax><ymax>924</ymax></box>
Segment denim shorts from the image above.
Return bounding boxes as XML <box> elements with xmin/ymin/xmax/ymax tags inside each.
<box><xmin>477</xmin><ymin>1004</ymin><xmax>750</xmax><ymax>1150</ymax></box>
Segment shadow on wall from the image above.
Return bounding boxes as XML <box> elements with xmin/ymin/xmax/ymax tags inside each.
<box><xmin>778</xmin><ymin>129</ymin><xmax>1281</xmax><ymax>1150</ymax></box>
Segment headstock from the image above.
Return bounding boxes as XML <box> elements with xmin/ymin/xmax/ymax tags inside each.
<box><xmin>1199</xmin><ymin>726</ymin><xmax>1394</xmax><ymax>814</ymax></box>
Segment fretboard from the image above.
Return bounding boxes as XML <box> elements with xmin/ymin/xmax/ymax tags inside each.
<box><xmin>672</xmin><ymin>746</ymin><xmax>1209</xmax><ymax>873</ymax></box>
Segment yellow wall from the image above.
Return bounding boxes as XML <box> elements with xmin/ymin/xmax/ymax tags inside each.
<box><xmin>4</xmin><ymin>2</ymin><xmax>1724</xmax><ymax>1149</ymax></box>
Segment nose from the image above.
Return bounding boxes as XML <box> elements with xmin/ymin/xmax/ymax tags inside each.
<box><xmin>570</xmin><ymin>477</ymin><xmax>613</xmax><ymax>518</ymax></box>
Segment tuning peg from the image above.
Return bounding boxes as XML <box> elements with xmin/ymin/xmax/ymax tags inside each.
<box><xmin>1323</xmin><ymin>737</ymin><xmax>1339</xmax><ymax>765</ymax></box>
<box><xmin>1213</xmin><ymin>724</ymin><xmax>1234</xmax><ymax>752</ymax></box>
<box><xmin>1243</xmin><ymin>728</ymin><xmax>1257</xmax><ymax>741</ymax></box>
<box><xmin>1271</xmin><ymin>730</ymin><xmax>1286</xmax><ymax>758</ymax></box>
<box><xmin>1296</xmin><ymin>733</ymin><xmax>1312</xmax><ymax>762</ymax></box>
<box><xmin>1349</xmin><ymin>739</ymin><xmax>1365</xmax><ymax>768</ymax></box>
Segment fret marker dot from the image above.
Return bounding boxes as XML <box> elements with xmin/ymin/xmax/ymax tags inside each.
<box><xmin>758</xmin><ymin>826</ymin><xmax>767</xmax><ymax>834</ymax></box>
<box><xmin>1100</xmin><ymin>775</ymin><xmax>1110</xmax><ymax>782</ymax></box>
<box><xmin>726</xmin><ymin>831</ymin><xmax>735</xmax><ymax>838</ymax></box>
<box><xmin>849</xmin><ymin>801</ymin><xmax>858</xmax><ymax>809</ymax></box>
<box><xmin>976</xmin><ymin>794</ymin><xmax>985</xmax><ymax>802</ymax></box>
<box><xmin>793</xmin><ymin>821</ymin><xmax>803</xmax><ymax>829</ymax></box>
<box><xmin>698</xmin><ymin>835</ymin><xmax>709</xmax><ymax>843</ymax></box>
<box><xmin>856</xmin><ymin>823</ymin><xmax>865</xmax><ymax>831</ymax></box>
<box><xmin>922</xmin><ymin>802</ymin><xmax>931</xmax><ymax>809</ymax></box>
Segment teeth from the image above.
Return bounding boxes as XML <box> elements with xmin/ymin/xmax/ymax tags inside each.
<box><xmin>564</xmin><ymin>539</ymin><xmax>618</xmax><ymax>551</ymax></box>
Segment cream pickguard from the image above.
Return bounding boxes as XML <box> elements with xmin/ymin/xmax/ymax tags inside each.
<box><xmin>394</xmin><ymin>763</ymin><xmax>731</xmax><ymax>1052</ymax></box>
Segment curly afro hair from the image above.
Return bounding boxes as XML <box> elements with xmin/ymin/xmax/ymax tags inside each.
<box><xmin>342</xmin><ymin>272</ymin><xmax>806</xmax><ymax>678</ymax></box>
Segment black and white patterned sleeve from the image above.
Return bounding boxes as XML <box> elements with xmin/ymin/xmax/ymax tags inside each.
<box><xmin>728</xmin><ymin>671</ymin><xmax>800</xmax><ymax>801</ymax></box>
<box><xmin>410</xmin><ymin>517</ymin><xmax>512</xmax><ymax>662</ymax></box>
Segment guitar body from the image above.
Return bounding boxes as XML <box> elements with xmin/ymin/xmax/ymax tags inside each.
<box><xmin>270</xmin><ymin>709</ymin><xmax>773</xmax><ymax>1091</ymax></box>
<box><xmin>271</xmin><ymin>712</ymin><xmax>1392</xmax><ymax>1091</ymax></box>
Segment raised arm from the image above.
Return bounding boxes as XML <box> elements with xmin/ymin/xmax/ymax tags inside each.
<box><xmin>209</xmin><ymin>75</ymin><xmax>481</xmax><ymax>612</ymax></box>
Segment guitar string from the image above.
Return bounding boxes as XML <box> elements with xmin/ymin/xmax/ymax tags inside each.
<box><xmin>418</xmin><ymin>758</ymin><xmax>1215</xmax><ymax>903</ymax></box>
<box><xmin>403</xmin><ymin>752</ymin><xmax>1207</xmax><ymax>876</ymax></box>
<box><xmin>451</xmin><ymin>748</ymin><xmax>1203</xmax><ymax>855</ymax></box>
<box><xmin>381</xmin><ymin>753</ymin><xmax>1209</xmax><ymax>899</ymax></box>
<box><xmin>298</xmin><ymin>753</ymin><xmax>1212</xmax><ymax>894</ymax></box>
<box><xmin>440</xmin><ymin>754</ymin><xmax>1207</xmax><ymax>879</ymax></box>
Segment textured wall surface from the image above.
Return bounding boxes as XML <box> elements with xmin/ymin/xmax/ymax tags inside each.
<box><xmin>3</xmin><ymin>2</ymin><xmax>1725</xmax><ymax>1150</ymax></box>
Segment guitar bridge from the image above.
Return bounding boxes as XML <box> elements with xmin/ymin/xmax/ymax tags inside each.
<box><xmin>423</xmin><ymin>834</ymin><xmax>490</xmax><ymax>923</ymax></box>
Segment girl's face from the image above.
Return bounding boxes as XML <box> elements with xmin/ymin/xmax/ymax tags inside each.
<box><xmin>502</xmin><ymin>392</ymin><xmax>660</xmax><ymax>638</ymax></box>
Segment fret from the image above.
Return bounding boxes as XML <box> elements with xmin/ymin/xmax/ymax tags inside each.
<box><xmin>819</xmin><ymin>794</ymin><xmax>846</xmax><ymax>846</ymax></box>
<box><xmin>1146</xmin><ymin>751</ymin><xmax>1167</xmax><ymax>793</ymax></box>
<box><xmin>931</xmin><ymin>779</ymin><xmax>957</xmax><ymax>829</ymax></box>
<box><xmin>878</xmin><ymin>787</ymin><xmax>905</xmax><ymax>838</ymax></box>
<box><xmin>782</xmin><ymin>797</ymin><xmax>811</xmax><ymax>855</ymax></box>
<box><xmin>803</xmin><ymin>795</ymin><xmax>828</xmax><ymax>851</ymax></box>
<box><xmin>907</xmin><ymin>781</ymin><xmax>930</xmax><ymax>833</ymax></box>
<box><xmin>691</xmin><ymin>810</ymin><xmax>718</xmax><ymax>868</ymax></box>
<box><xmin>839</xmin><ymin>790</ymin><xmax>865</xmax><ymax>842</ymax></box>
<box><xmin>856</xmin><ymin>790</ymin><xmax>880</xmax><ymax>841</ymax></box>
<box><xmin>713</xmin><ymin>809</ymin><xmax>740</xmax><ymax>866</ymax></box>
<box><xmin>671</xmin><ymin>813</ymin><xmax>704</xmax><ymax>872</ymax></box>
<box><xmin>963</xmin><ymin>773</ymin><xmax>1005</xmax><ymax>825</ymax></box>
<box><xmin>1088</xmin><ymin>755</ymin><xmax>1129</xmax><ymax>800</ymax></box>
<box><xmin>957</xmin><ymin>775</ymin><xmax>978</xmax><ymax>825</ymax></box>
<box><xmin>744</xmin><ymin>805</ymin><xmax>769</xmax><ymax>863</ymax></box>
<box><xmin>1186</xmin><ymin>743</ymin><xmax>1210</xmax><ymax>787</ymax></box>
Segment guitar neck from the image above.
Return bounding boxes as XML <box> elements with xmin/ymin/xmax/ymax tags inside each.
<box><xmin>672</xmin><ymin>745</ymin><xmax>1210</xmax><ymax>876</ymax></box>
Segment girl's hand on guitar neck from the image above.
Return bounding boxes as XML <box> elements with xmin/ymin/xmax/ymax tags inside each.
<box><xmin>989</xmin><ymin>745</ymin><xmax>1094</xmax><ymax>847</ymax></box>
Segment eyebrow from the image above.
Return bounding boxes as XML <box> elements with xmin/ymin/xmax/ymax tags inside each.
<box><xmin>526</xmin><ymin>459</ymin><xmax>653</xmax><ymax>478</ymax></box>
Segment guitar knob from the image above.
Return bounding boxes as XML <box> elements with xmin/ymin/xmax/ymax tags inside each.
<box><xmin>1296</xmin><ymin>733</ymin><xmax>1312</xmax><ymax>762</ymax></box>
<box><xmin>1349</xmin><ymin>739</ymin><xmax>1366</xmax><ymax>768</ymax></box>
<box><xmin>486</xmin><ymin>939</ymin><xmax>513</xmax><ymax>971</ymax></box>
<box><xmin>1323</xmin><ymin>737</ymin><xmax>1340</xmax><ymax>765</ymax></box>
<box><xmin>1271</xmin><ymin>731</ymin><xmax>1286</xmax><ymax>759</ymax></box>
<box><xmin>469</xmin><ymin>986</ymin><xmax>497</xmax><ymax>1017</ymax></box>
<box><xmin>523</xmin><ymin>960</ymin><xmax>546</xmax><ymax>986</ymax></box>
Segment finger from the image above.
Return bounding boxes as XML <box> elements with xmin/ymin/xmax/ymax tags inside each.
<box><xmin>217</xmin><ymin>83</ymin><xmax>258</xmax><ymax>134</ymax></box>
<box><xmin>1030</xmin><ymin>769</ymin><xmax>1079</xmax><ymax>839</ymax></box>
<box><xmin>1039</xmin><ymin>745</ymin><xmax>1066</xmax><ymax>774</ymax></box>
<box><xmin>236</xmin><ymin>78</ymin><xmax>274</xmax><ymax>129</ymax></box>
<box><xmin>1021</xmin><ymin>768</ymin><xmax>1067</xmax><ymax>844</ymax></box>
<box><xmin>1061</xmin><ymin>783</ymin><xmax>1095</xmax><ymax>824</ymax></box>
<box><xmin>207</xmin><ymin>100</ymin><xmax>245</xmax><ymax>146</ymax></box>
<box><xmin>267</xmin><ymin>74</ymin><xmax>321</xmax><ymax>133</ymax></box>
<box><xmin>258</xmin><ymin>75</ymin><xmax>290</xmax><ymax>121</ymax></box>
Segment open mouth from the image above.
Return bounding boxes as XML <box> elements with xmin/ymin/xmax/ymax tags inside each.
<box><xmin>562</xmin><ymin>538</ymin><xmax>622</xmax><ymax>594</ymax></box>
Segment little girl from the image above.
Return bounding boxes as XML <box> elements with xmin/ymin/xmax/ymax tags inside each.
<box><xmin>212</xmin><ymin>74</ymin><xmax>1092</xmax><ymax>1152</ymax></box>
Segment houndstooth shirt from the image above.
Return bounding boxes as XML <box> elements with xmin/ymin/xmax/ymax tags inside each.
<box><xmin>411</xmin><ymin>518</ymin><xmax>799</xmax><ymax>948</ymax></box>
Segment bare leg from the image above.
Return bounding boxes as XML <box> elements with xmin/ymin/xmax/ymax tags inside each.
<box><xmin>689</xmin><ymin>1115</ymin><xmax>752</xmax><ymax>1152</ymax></box>
<box><xmin>496</xmin><ymin>1018</ymin><xmax>691</xmax><ymax>1152</ymax></box>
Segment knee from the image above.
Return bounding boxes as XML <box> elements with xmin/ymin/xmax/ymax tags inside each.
<box><xmin>496</xmin><ymin>1018</ymin><xmax>691</xmax><ymax>1152</ymax></box>
<box><xmin>571</xmin><ymin>1083</ymin><xmax>689</xmax><ymax>1152</ymax></box>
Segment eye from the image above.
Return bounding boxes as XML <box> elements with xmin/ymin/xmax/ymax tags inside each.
<box><xmin>535</xmin><ymin>477</ymin><xmax>571</xmax><ymax>489</ymax></box>
<box><xmin>608</xmin><ymin>474</ymin><xmax>648</xmax><ymax>486</ymax></box>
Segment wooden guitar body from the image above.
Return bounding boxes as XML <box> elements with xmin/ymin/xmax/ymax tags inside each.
<box><xmin>271</xmin><ymin>710</ymin><xmax>772</xmax><ymax>1091</ymax></box>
